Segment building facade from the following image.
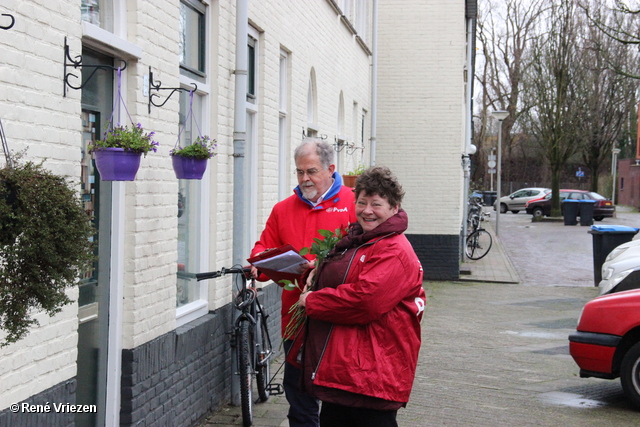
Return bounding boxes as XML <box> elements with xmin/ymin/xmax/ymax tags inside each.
<box><xmin>0</xmin><ymin>1</ymin><xmax>474</xmax><ymax>426</ymax></box>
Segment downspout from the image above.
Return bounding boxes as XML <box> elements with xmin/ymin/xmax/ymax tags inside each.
<box><xmin>370</xmin><ymin>0</ymin><xmax>378</xmax><ymax>165</ymax></box>
<box><xmin>232</xmin><ymin>0</ymin><xmax>248</xmax><ymax>406</ymax></box>
<box><xmin>233</xmin><ymin>0</ymin><xmax>248</xmax><ymax>270</ymax></box>
<box><xmin>462</xmin><ymin>1</ymin><xmax>477</xmax><ymax>261</ymax></box>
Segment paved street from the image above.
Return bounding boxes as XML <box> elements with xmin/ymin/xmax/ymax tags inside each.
<box><xmin>200</xmin><ymin>208</ymin><xmax>640</xmax><ymax>426</ymax></box>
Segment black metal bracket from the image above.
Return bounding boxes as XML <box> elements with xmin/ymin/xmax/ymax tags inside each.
<box><xmin>0</xmin><ymin>13</ymin><xmax>14</xmax><ymax>30</ymax></box>
<box><xmin>63</xmin><ymin>37</ymin><xmax>127</xmax><ymax>97</ymax></box>
<box><xmin>334</xmin><ymin>136</ymin><xmax>363</xmax><ymax>155</ymax></box>
<box><xmin>148</xmin><ymin>67</ymin><xmax>197</xmax><ymax>113</ymax></box>
<box><xmin>302</xmin><ymin>128</ymin><xmax>327</xmax><ymax>140</ymax></box>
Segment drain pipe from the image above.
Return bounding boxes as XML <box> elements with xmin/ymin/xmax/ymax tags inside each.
<box><xmin>462</xmin><ymin>8</ymin><xmax>477</xmax><ymax>260</ymax></box>
<box><xmin>231</xmin><ymin>0</ymin><xmax>248</xmax><ymax>406</ymax></box>
<box><xmin>369</xmin><ymin>0</ymin><xmax>378</xmax><ymax>165</ymax></box>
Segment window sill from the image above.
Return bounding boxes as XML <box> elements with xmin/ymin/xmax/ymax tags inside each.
<box><xmin>176</xmin><ymin>300</ymin><xmax>208</xmax><ymax>327</ymax></box>
<box><xmin>81</xmin><ymin>21</ymin><xmax>142</xmax><ymax>60</ymax></box>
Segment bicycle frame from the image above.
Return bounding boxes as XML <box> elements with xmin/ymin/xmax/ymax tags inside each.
<box><xmin>196</xmin><ymin>266</ymin><xmax>283</xmax><ymax>427</ymax></box>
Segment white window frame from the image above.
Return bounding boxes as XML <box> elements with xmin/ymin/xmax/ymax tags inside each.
<box><xmin>175</xmin><ymin>2</ymin><xmax>211</xmax><ymax>326</ymax></box>
<box><xmin>278</xmin><ymin>49</ymin><xmax>290</xmax><ymax>201</ymax></box>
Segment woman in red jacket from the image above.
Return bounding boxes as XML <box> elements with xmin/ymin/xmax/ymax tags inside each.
<box><xmin>298</xmin><ymin>166</ymin><xmax>426</xmax><ymax>427</ymax></box>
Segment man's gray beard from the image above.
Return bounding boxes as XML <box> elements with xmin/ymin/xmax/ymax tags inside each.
<box><xmin>301</xmin><ymin>187</ymin><xmax>317</xmax><ymax>200</ymax></box>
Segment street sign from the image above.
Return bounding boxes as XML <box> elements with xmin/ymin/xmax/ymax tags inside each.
<box><xmin>489</xmin><ymin>168</ymin><xmax>496</xmax><ymax>174</ymax></box>
<box><xmin>488</xmin><ymin>160</ymin><xmax>496</xmax><ymax>168</ymax></box>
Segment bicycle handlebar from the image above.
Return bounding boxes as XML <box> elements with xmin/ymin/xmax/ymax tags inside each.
<box><xmin>195</xmin><ymin>266</ymin><xmax>252</xmax><ymax>281</ymax></box>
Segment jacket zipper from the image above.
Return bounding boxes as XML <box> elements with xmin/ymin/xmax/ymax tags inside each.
<box><xmin>311</xmin><ymin>232</ymin><xmax>395</xmax><ymax>381</ymax></box>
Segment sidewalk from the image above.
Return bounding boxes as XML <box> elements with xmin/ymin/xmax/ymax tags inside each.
<box><xmin>199</xmin><ymin>227</ymin><xmax>522</xmax><ymax>427</ymax></box>
<box><xmin>459</xmin><ymin>218</ymin><xmax>520</xmax><ymax>284</ymax></box>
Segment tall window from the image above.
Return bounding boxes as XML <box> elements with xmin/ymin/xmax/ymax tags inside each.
<box><xmin>278</xmin><ymin>49</ymin><xmax>290</xmax><ymax>201</ymax></box>
<box><xmin>180</xmin><ymin>0</ymin><xmax>206</xmax><ymax>80</ymax></box>
<box><xmin>307</xmin><ymin>69</ymin><xmax>318</xmax><ymax>137</ymax></box>
<box><xmin>176</xmin><ymin>0</ymin><xmax>209</xmax><ymax>323</ymax></box>
<box><xmin>176</xmin><ymin>91</ymin><xmax>205</xmax><ymax>310</ymax></box>
<box><xmin>247</xmin><ymin>35</ymin><xmax>257</xmax><ymax>103</ymax></box>
<box><xmin>81</xmin><ymin>0</ymin><xmax>114</xmax><ymax>32</ymax></box>
<box><xmin>245</xmin><ymin>27</ymin><xmax>260</xmax><ymax>254</ymax></box>
<box><xmin>355</xmin><ymin>0</ymin><xmax>368</xmax><ymax>40</ymax></box>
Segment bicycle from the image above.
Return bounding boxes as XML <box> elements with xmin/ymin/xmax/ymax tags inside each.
<box><xmin>465</xmin><ymin>199</ymin><xmax>493</xmax><ymax>260</ymax></box>
<box><xmin>196</xmin><ymin>266</ymin><xmax>283</xmax><ymax>427</ymax></box>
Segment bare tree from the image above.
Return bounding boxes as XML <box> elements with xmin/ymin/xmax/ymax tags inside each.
<box><xmin>475</xmin><ymin>0</ymin><xmax>546</xmax><ymax>189</ymax></box>
<box><xmin>523</xmin><ymin>0</ymin><xmax>584</xmax><ymax>215</ymax></box>
<box><xmin>576</xmin><ymin>5</ymin><xmax>638</xmax><ymax>192</ymax></box>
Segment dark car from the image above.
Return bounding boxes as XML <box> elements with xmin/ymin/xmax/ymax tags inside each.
<box><xmin>525</xmin><ymin>189</ymin><xmax>614</xmax><ymax>221</ymax></box>
<box><xmin>569</xmin><ymin>289</ymin><xmax>640</xmax><ymax>408</ymax></box>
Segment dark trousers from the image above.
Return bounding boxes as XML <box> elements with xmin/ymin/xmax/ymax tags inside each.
<box><xmin>319</xmin><ymin>402</ymin><xmax>398</xmax><ymax>427</ymax></box>
<box><xmin>283</xmin><ymin>339</ymin><xmax>320</xmax><ymax>427</ymax></box>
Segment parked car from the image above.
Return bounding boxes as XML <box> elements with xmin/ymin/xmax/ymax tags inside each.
<box><xmin>569</xmin><ymin>289</ymin><xmax>640</xmax><ymax>408</ymax></box>
<box><xmin>524</xmin><ymin>189</ymin><xmax>615</xmax><ymax>220</ymax></box>
<box><xmin>599</xmin><ymin>239</ymin><xmax>640</xmax><ymax>295</ymax></box>
<box><xmin>494</xmin><ymin>187</ymin><xmax>550</xmax><ymax>214</ymax></box>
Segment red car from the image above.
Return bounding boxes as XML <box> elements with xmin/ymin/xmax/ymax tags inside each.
<box><xmin>525</xmin><ymin>189</ymin><xmax>615</xmax><ymax>220</ymax></box>
<box><xmin>569</xmin><ymin>289</ymin><xmax>640</xmax><ymax>407</ymax></box>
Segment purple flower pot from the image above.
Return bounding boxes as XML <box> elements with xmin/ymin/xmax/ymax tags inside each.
<box><xmin>172</xmin><ymin>156</ymin><xmax>208</xmax><ymax>180</ymax></box>
<box><xmin>94</xmin><ymin>148</ymin><xmax>142</xmax><ymax>181</ymax></box>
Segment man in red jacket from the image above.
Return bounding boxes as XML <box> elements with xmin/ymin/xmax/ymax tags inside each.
<box><xmin>250</xmin><ymin>138</ymin><xmax>356</xmax><ymax>427</ymax></box>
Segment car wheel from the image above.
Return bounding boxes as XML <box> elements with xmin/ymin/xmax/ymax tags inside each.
<box><xmin>621</xmin><ymin>341</ymin><xmax>640</xmax><ymax>408</ymax></box>
<box><xmin>500</xmin><ymin>203</ymin><xmax>507</xmax><ymax>214</ymax></box>
<box><xmin>511</xmin><ymin>210</ymin><xmax>520</xmax><ymax>214</ymax></box>
<box><xmin>532</xmin><ymin>207</ymin><xmax>544</xmax><ymax>219</ymax></box>
<box><xmin>594</xmin><ymin>216</ymin><xmax>604</xmax><ymax>221</ymax></box>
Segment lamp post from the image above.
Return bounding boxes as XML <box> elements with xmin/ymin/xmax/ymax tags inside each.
<box><xmin>612</xmin><ymin>148</ymin><xmax>621</xmax><ymax>207</ymax></box>
<box><xmin>491</xmin><ymin>110</ymin><xmax>509</xmax><ymax>236</ymax></box>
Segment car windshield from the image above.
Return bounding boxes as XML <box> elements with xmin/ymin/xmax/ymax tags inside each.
<box><xmin>588</xmin><ymin>192</ymin><xmax>606</xmax><ymax>200</ymax></box>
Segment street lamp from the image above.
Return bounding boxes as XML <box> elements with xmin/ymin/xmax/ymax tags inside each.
<box><xmin>491</xmin><ymin>110</ymin><xmax>509</xmax><ymax>236</ymax></box>
<box><xmin>612</xmin><ymin>148</ymin><xmax>621</xmax><ymax>208</ymax></box>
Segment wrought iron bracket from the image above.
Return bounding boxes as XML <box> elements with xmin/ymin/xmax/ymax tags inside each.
<box><xmin>334</xmin><ymin>136</ymin><xmax>363</xmax><ymax>155</ymax></box>
<box><xmin>148</xmin><ymin>67</ymin><xmax>197</xmax><ymax>113</ymax></box>
<box><xmin>302</xmin><ymin>128</ymin><xmax>327</xmax><ymax>140</ymax></box>
<box><xmin>63</xmin><ymin>37</ymin><xmax>126</xmax><ymax>97</ymax></box>
<box><xmin>1</xmin><ymin>13</ymin><xmax>15</xmax><ymax>30</ymax></box>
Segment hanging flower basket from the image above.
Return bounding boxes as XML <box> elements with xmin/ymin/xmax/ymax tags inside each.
<box><xmin>94</xmin><ymin>147</ymin><xmax>142</xmax><ymax>181</ymax></box>
<box><xmin>170</xmin><ymin>135</ymin><xmax>216</xmax><ymax>180</ymax></box>
<box><xmin>171</xmin><ymin>155</ymin><xmax>208</xmax><ymax>180</ymax></box>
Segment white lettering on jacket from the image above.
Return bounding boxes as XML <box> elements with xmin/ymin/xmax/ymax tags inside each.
<box><xmin>415</xmin><ymin>297</ymin><xmax>425</xmax><ymax>316</ymax></box>
<box><xmin>326</xmin><ymin>207</ymin><xmax>349</xmax><ymax>213</ymax></box>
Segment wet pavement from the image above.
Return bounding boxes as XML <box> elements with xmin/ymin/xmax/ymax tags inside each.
<box><xmin>199</xmin><ymin>207</ymin><xmax>640</xmax><ymax>426</ymax></box>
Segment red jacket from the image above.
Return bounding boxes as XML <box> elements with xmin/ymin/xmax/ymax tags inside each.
<box><xmin>301</xmin><ymin>211</ymin><xmax>425</xmax><ymax>408</ymax></box>
<box><xmin>251</xmin><ymin>174</ymin><xmax>356</xmax><ymax>337</ymax></box>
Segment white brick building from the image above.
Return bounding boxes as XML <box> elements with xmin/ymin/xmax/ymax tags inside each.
<box><xmin>0</xmin><ymin>1</ymin><xmax>475</xmax><ymax>426</ymax></box>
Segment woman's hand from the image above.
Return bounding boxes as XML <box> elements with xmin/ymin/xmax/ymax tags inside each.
<box><xmin>306</xmin><ymin>267</ymin><xmax>316</xmax><ymax>289</ymax></box>
<box><xmin>298</xmin><ymin>284</ymin><xmax>312</xmax><ymax>308</ymax></box>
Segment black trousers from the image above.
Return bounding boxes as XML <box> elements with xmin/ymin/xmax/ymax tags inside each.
<box><xmin>283</xmin><ymin>339</ymin><xmax>320</xmax><ymax>427</ymax></box>
<box><xmin>319</xmin><ymin>401</ymin><xmax>398</xmax><ymax>427</ymax></box>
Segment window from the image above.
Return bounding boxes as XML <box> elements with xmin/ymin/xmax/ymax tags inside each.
<box><xmin>355</xmin><ymin>0</ymin><xmax>368</xmax><ymax>39</ymax></box>
<box><xmin>278</xmin><ymin>49</ymin><xmax>290</xmax><ymax>201</ymax></box>
<box><xmin>340</xmin><ymin>0</ymin><xmax>352</xmax><ymax>20</ymax></box>
<box><xmin>176</xmin><ymin>0</ymin><xmax>209</xmax><ymax>323</ymax></box>
<box><xmin>176</xmin><ymin>90</ymin><xmax>205</xmax><ymax>310</ymax></box>
<box><xmin>247</xmin><ymin>35</ymin><xmax>257</xmax><ymax>102</ymax></box>
<box><xmin>180</xmin><ymin>0</ymin><xmax>206</xmax><ymax>79</ymax></box>
<box><xmin>81</xmin><ymin>0</ymin><xmax>114</xmax><ymax>32</ymax></box>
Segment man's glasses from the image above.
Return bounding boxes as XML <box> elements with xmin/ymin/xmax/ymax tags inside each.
<box><xmin>295</xmin><ymin>168</ymin><xmax>321</xmax><ymax>177</ymax></box>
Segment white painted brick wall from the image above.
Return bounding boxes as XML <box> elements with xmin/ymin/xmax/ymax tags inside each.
<box><xmin>0</xmin><ymin>0</ymin><xmax>83</xmax><ymax>409</ymax></box>
<box><xmin>376</xmin><ymin>0</ymin><xmax>466</xmax><ymax>235</ymax></box>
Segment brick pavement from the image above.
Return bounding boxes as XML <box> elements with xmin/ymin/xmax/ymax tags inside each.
<box><xmin>199</xmin><ymin>212</ymin><xmax>640</xmax><ymax>426</ymax></box>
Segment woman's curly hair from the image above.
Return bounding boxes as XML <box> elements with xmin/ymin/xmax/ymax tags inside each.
<box><xmin>354</xmin><ymin>166</ymin><xmax>405</xmax><ymax>208</ymax></box>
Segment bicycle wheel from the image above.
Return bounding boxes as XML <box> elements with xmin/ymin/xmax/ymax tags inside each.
<box><xmin>255</xmin><ymin>312</ymin><xmax>271</xmax><ymax>402</ymax></box>
<box><xmin>465</xmin><ymin>229</ymin><xmax>492</xmax><ymax>260</ymax></box>
<box><xmin>238</xmin><ymin>320</ymin><xmax>254</xmax><ymax>427</ymax></box>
